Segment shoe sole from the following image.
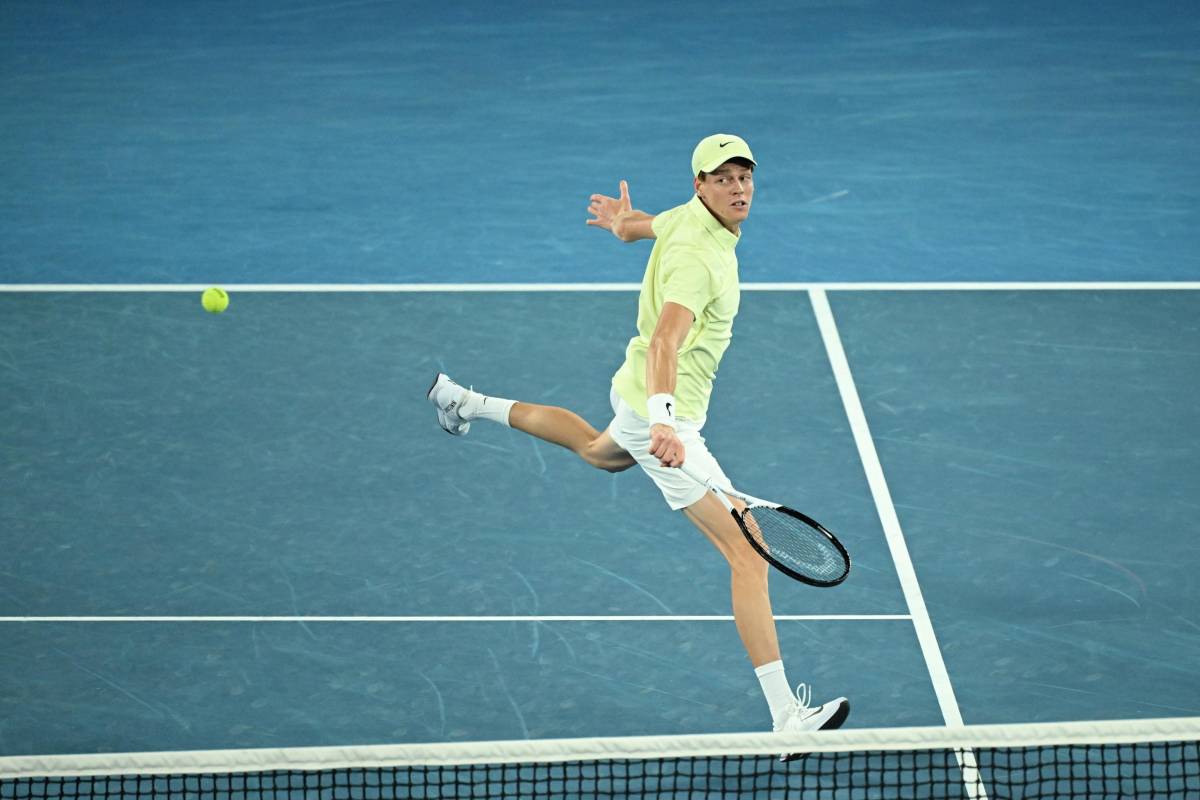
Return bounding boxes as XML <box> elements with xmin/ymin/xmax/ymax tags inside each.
<box><xmin>779</xmin><ymin>699</ymin><xmax>851</xmax><ymax>764</ymax></box>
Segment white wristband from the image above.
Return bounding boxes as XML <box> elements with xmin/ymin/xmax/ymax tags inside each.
<box><xmin>647</xmin><ymin>393</ymin><xmax>677</xmax><ymax>429</ymax></box>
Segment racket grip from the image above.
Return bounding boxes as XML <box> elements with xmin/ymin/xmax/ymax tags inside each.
<box><xmin>680</xmin><ymin>462</ymin><xmax>730</xmax><ymax>493</ymax></box>
<box><xmin>679</xmin><ymin>462</ymin><xmax>742</xmax><ymax>500</ymax></box>
<box><xmin>677</xmin><ymin>462</ymin><xmax>708</xmax><ymax>485</ymax></box>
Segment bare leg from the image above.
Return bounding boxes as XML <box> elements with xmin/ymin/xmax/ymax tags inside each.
<box><xmin>684</xmin><ymin>492</ymin><xmax>780</xmax><ymax>667</ymax></box>
<box><xmin>508</xmin><ymin>402</ymin><xmax>636</xmax><ymax>473</ymax></box>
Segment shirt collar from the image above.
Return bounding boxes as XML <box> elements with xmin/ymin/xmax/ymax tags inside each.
<box><xmin>687</xmin><ymin>195</ymin><xmax>740</xmax><ymax>250</ymax></box>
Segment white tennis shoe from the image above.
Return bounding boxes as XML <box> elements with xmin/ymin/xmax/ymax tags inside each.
<box><xmin>774</xmin><ymin>683</ymin><xmax>850</xmax><ymax>762</ymax></box>
<box><xmin>427</xmin><ymin>373</ymin><xmax>472</xmax><ymax>436</ymax></box>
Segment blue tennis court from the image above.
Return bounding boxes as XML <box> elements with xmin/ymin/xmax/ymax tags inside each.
<box><xmin>2</xmin><ymin>0</ymin><xmax>1199</xmax><ymax>775</ymax></box>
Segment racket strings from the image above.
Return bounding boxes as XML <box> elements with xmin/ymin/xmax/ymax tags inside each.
<box><xmin>740</xmin><ymin>506</ymin><xmax>847</xmax><ymax>583</ymax></box>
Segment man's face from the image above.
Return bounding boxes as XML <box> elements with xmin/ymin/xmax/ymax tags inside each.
<box><xmin>695</xmin><ymin>161</ymin><xmax>754</xmax><ymax>230</ymax></box>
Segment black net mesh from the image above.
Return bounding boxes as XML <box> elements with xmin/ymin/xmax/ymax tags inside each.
<box><xmin>4</xmin><ymin>738</ymin><xmax>1198</xmax><ymax>799</ymax></box>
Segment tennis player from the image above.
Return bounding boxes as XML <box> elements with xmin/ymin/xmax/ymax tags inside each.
<box><xmin>427</xmin><ymin>134</ymin><xmax>849</xmax><ymax>739</ymax></box>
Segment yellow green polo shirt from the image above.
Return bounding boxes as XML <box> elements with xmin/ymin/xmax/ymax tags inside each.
<box><xmin>612</xmin><ymin>195</ymin><xmax>741</xmax><ymax>421</ymax></box>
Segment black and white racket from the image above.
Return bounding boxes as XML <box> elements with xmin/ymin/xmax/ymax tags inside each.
<box><xmin>680</xmin><ymin>463</ymin><xmax>850</xmax><ymax>587</ymax></box>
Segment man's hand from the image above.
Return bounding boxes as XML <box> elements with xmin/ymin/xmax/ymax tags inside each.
<box><xmin>587</xmin><ymin>180</ymin><xmax>655</xmax><ymax>242</ymax></box>
<box><xmin>649</xmin><ymin>423</ymin><xmax>685</xmax><ymax>468</ymax></box>
<box><xmin>587</xmin><ymin>180</ymin><xmax>633</xmax><ymax>239</ymax></box>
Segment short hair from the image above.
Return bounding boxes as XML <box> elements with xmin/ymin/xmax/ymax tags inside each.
<box><xmin>698</xmin><ymin>157</ymin><xmax>755</xmax><ymax>181</ymax></box>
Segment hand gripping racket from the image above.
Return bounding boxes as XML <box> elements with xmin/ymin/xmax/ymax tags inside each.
<box><xmin>679</xmin><ymin>463</ymin><xmax>851</xmax><ymax>587</ymax></box>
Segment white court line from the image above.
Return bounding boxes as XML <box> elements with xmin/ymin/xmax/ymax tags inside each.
<box><xmin>0</xmin><ymin>614</ymin><xmax>911</xmax><ymax>623</ymax></box>
<box><xmin>1</xmin><ymin>281</ymin><xmax>1198</xmax><ymax>292</ymax></box>
<box><xmin>810</xmin><ymin>288</ymin><xmax>985</xmax><ymax>798</ymax></box>
<box><xmin>752</xmin><ymin>281</ymin><xmax>1199</xmax><ymax>291</ymax></box>
<box><xmin>809</xmin><ymin>289</ymin><xmax>965</xmax><ymax>727</ymax></box>
<box><xmin>0</xmin><ymin>283</ymin><xmax>642</xmax><ymax>292</ymax></box>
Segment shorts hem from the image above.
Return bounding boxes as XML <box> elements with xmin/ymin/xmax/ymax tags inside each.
<box><xmin>667</xmin><ymin>482</ymin><xmax>711</xmax><ymax>511</ymax></box>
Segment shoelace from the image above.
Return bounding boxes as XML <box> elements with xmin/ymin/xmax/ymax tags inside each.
<box><xmin>773</xmin><ymin>682</ymin><xmax>817</xmax><ymax>732</ymax></box>
<box><xmin>790</xmin><ymin>682</ymin><xmax>814</xmax><ymax>717</ymax></box>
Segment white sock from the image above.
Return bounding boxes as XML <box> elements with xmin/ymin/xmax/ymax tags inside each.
<box><xmin>460</xmin><ymin>389</ymin><xmax>517</xmax><ymax>427</ymax></box>
<box><xmin>754</xmin><ymin>660</ymin><xmax>794</xmax><ymax>727</ymax></box>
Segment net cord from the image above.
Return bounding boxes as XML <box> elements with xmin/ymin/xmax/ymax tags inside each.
<box><xmin>2</xmin><ymin>717</ymin><xmax>1197</xmax><ymax>779</ymax></box>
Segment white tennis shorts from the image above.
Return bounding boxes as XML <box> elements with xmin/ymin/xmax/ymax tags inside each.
<box><xmin>607</xmin><ymin>386</ymin><xmax>732</xmax><ymax>511</ymax></box>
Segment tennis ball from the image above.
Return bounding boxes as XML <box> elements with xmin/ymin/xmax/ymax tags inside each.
<box><xmin>201</xmin><ymin>287</ymin><xmax>229</xmax><ymax>314</ymax></box>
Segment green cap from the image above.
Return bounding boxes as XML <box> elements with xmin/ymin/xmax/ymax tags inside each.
<box><xmin>691</xmin><ymin>133</ymin><xmax>756</xmax><ymax>177</ymax></box>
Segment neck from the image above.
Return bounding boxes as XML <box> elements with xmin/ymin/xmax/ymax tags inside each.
<box><xmin>698</xmin><ymin>195</ymin><xmax>741</xmax><ymax>235</ymax></box>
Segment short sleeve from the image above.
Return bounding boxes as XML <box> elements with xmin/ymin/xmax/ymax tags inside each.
<box><xmin>658</xmin><ymin>244</ymin><xmax>716</xmax><ymax>321</ymax></box>
<box><xmin>650</xmin><ymin>213</ymin><xmax>669</xmax><ymax>239</ymax></box>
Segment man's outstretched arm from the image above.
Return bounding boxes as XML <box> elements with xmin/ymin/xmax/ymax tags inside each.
<box><xmin>645</xmin><ymin>301</ymin><xmax>693</xmax><ymax>468</ymax></box>
<box><xmin>587</xmin><ymin>180</ymin><xmax>657</xmax><ymax>242</ymax></box>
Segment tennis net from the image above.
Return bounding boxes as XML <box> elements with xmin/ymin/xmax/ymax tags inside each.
<box><xmin>2</xmin><ymin>717</ymin><xmax>1197</xmax><ymax>799</ymax></box>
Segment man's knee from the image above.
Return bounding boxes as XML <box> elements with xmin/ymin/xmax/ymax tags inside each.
<box><xmin>701</xmin><ymin>525</ymin><xmax>768</xmax><ymax>577</ymax></box>
<box><xmin>582</xmin><ymin>440</ymin><xmax>636</xmax><ymax>473</ymax></box>
<box><xmin>594</xmin><ymin>454</ymin><xmax>636</xmax><ymax>473</ymax></box>
<box><xmin>720</xmin><ymin>532</ymin><xmax>766</xmax><ymax>575</ymax></box>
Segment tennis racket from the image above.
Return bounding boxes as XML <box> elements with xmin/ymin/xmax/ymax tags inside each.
<box><xmin>679</xmin><ymin>463</ymin><xmax>850</xmax><ymax>587</ymax></box>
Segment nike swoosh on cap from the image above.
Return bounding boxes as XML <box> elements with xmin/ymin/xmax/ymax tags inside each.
<box><xmin>719</xmin><ymin>141</ymin><xmax>734</xmax><ymax>147</ymax></box>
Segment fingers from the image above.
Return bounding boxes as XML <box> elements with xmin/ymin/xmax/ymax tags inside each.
<box><xmin>586</xmin><ymin>199</ymin><xmax>610</xmax><ymax>228</ymax></box>
<box><xmin>649</xmin><ymin>428</ymin><xmax>685</xmax><ymax>468</ymax></box>
<box><xmin>587</xmin><ymin>184</ymin><xmax>631</xmax><ymax>231</ymax></box>
<box><xmin>587</xmin><ymin>195</ymin><xmax>616</xmax><ymax>226</ymax></box>
<box><xmin>589</xmin><ymin>183</ymin><xmax>629</xmax><ymax>205</ymax></box>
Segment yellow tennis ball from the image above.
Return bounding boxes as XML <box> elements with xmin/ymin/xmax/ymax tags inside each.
<box><xmin>201</xmin><ymin>287</ymin><xmax>229</xmax><ymax>314</ymax></box>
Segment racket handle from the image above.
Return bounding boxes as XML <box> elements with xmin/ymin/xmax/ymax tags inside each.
<box><xmin>679</xmin><ymin>462</ymin><xmax>737</xmax><ymax>496</ymax></box>
<box><xmin>678</xmin><ymin>463</ymin><xmax>765</xmax><ymax>508</ymax></box>
<box><xmin>678</xmin><ymin>462</ymin><xmax>738</xmax><ymax>514</ymax></box>
<box><xmin>677</xmin><ymin>462</ymin><xmax>711</xmax><ymax>486</ymax></box>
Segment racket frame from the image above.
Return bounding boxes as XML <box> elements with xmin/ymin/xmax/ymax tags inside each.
<box><xmin>678</xmin><ymin>463</ymin><xmax>850</xmax><ymax>587</ymax></box>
